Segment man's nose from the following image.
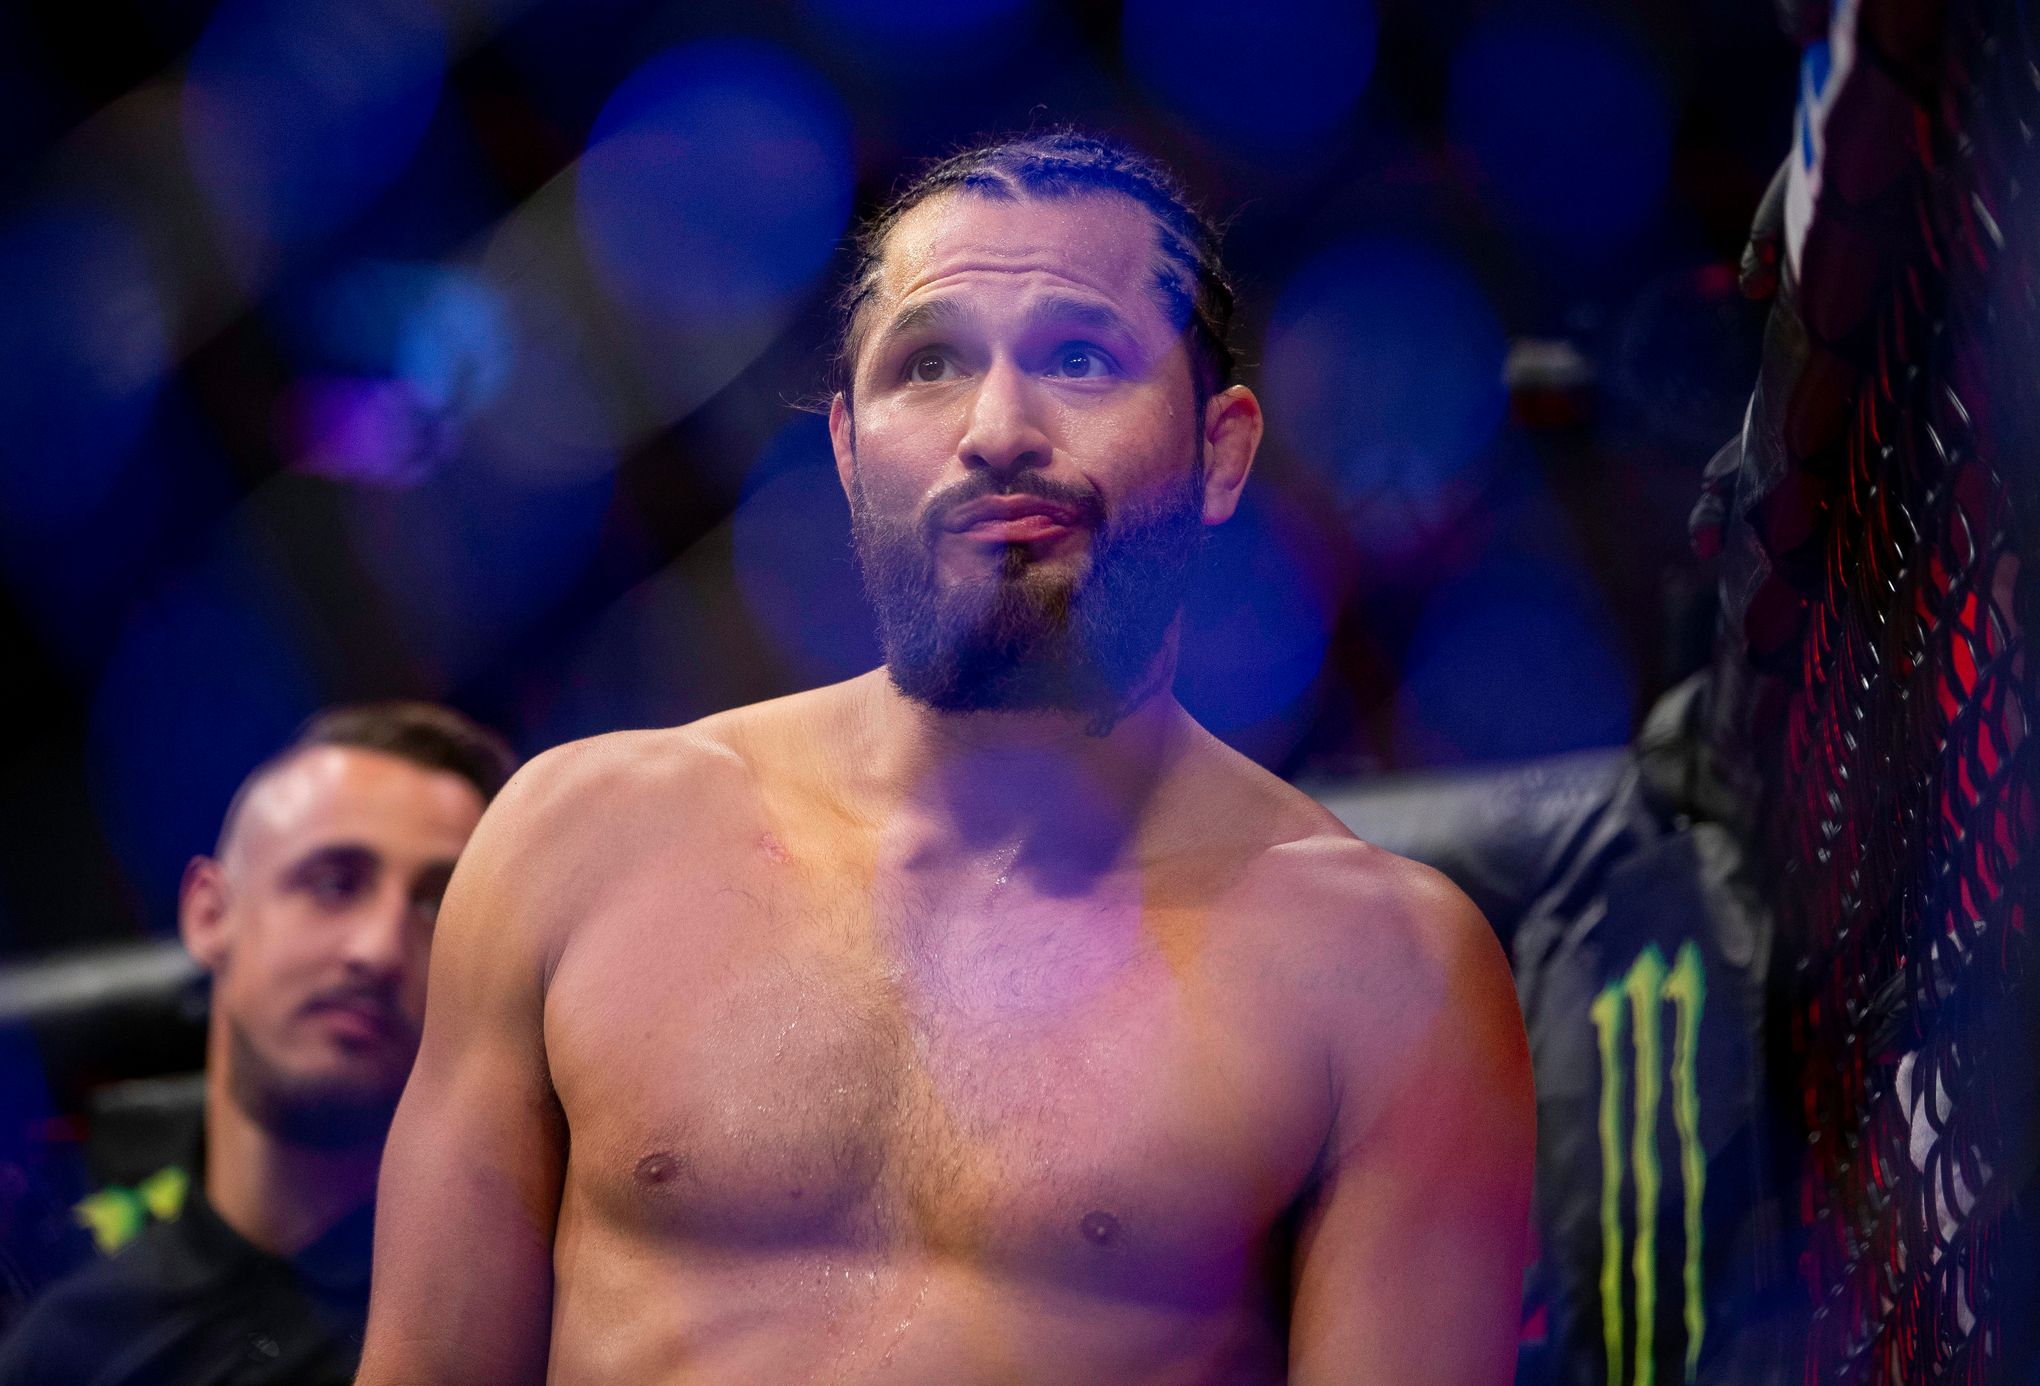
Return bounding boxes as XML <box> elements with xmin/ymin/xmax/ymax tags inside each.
<box><xmin>340</xmin><ymin>886</ymin><xmax>412</xmax><ymax>980</ymax></box>
<box><xmin>957</xmin><ymin>359</ymin><xmax>1051</xmax><ymax>478</ymax></box>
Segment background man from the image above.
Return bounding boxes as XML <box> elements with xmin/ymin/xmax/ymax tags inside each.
<box><xmin>0</xmin><ymin>702</ymin><xmax>514</xmax><ymax>1385</ymax></box>
<box><xmin>359</xmin><ymin>132</ymin><xmax>1534</xmax><ymax>1385</ymax></box>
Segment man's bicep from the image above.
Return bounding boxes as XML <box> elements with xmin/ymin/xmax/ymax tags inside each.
<box><xmin>357</xmin><ymin>801</ymin><xmax>568</xmax><ymax>1386</ymax></box>
<box><xmin>1288</xmin><ymin>880</ymin><xmax>1534</xmax><ymax>1386</ymax></box>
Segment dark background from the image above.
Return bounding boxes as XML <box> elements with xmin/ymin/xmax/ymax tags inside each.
<box><xmin>0</xmin><ymin>0</ymin><xmax>1797</xmax><ymax>961</ymax></box>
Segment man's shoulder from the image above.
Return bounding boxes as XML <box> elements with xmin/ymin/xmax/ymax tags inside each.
<box><xmin>1203</xmin><ymin>772</ymin><xmax>1508</xmax><ymax>1037</ymax></box>
<box><xmin>1243</xmin><ymin>822</ymin><xmax>1483</xmax><ymax>970</ymax></box>
<box><xmin>1259</xmin><ymin>824</ymin><xmax>1488</xmax><ymax>948</ymax></box>
<box><xmin>1179</xmin><ymin>742</ymin><xmax>1475</xmax><ymax>959</ymax></box>
<box><xmin>455</xmin><ymin>689</ymin><xmax>863</xmax><ymax>947</ymax></box>
<box><xmin>493</xmin><ymin>681</ymin><xmax>858</xmax><ymax>829</ymax></box>
<box><xmin>1227</xmin><ymin>798</ymin><xmax>1528</xmax><ymax>1151</ymax></box>
<box><xmin>494</xmin><ymin>724</ymin><xmax>750</xmax><ymax>822</ymax></box>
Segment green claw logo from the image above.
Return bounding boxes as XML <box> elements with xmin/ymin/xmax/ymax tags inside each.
<box><xmin>1589</xmin><ymin>940</ymin><xmax>1706</xmax><ymax>1386</ymax></box>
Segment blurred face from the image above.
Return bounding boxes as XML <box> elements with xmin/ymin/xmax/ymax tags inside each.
<box><xmin>830</xmin><ymin>191</ymin><xmax>1260</xmax><ymax>722</ymax></box>
<box><xmin>181</xmin><ymin>747</ymin><xmax>484</xmax><ymax>1149</ymax></box>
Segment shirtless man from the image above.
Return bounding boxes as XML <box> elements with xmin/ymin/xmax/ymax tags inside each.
<box><xmin>358</xmin><ymin>132</ymin><xmax>1534</xmax><ymax>1385</ymax></box>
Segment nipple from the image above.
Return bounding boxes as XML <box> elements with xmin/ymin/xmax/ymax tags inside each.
<box><xmin>1080</xmin><ymin>1209</ymin><xmax>1122</xmax><ymax>1247</ymax></box>
<box><xmin>635</xmin><ymin>1152</ymin><xmax>683</xmax><ymax>1186</ymax></box>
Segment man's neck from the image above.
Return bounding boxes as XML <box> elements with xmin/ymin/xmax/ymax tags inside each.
<box><xmin>202</xmin><ymin>1066</ymin><xmax>381</xmax><ymax>1260</ymax></box>
<box><xmin>847</xmin><ymin>664</ymin><xmax>1194</xmax><ymax>889</ymax></box>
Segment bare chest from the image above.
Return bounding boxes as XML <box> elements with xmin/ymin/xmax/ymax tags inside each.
<box><xmin>543</xmin><ymin>866</ymin><xmax>1325</xmax><ymax>1298</ymax></box>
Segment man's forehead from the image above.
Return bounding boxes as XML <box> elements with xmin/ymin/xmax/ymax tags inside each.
<box><xmin>229</xmin><ymin>746</ymin><xmax>479</xmax><ymax>863</ymax></box>
<box><xmin>876</xmin><ymin>190</ymin><xmax>1169</xmax><ymax>323</ymax></box>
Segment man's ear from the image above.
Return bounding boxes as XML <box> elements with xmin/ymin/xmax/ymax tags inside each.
<box><xmin>829</xmin><ymin>392</ymin><xmax>856</xmax><ymax>501</ymax></box>
<box><xmin>178</xmin><ymin>856</ymin><xmax>232</xmax><ymax>974</ymax></box>
<box><xmin>1200</xmin><ymin>384</ymin><xmax>1263</xmax><ymax>526</ymax></box>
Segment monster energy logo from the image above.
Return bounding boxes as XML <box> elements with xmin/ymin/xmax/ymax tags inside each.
<box><xmin>1589</xmin><ymin>940</ymin><xmax>1706</xmax><ymax>1386</ymax></box>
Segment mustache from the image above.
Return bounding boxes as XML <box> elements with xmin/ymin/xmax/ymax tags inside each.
<box><xmin>918</xmin><ymin>472</ymin><xmax>1107</xmax><ymax>544</ymax></box>
<box><xmin>300</xmin><ymin>982</ymin><xmax>405</xmax><ymax>1026</ymax></box>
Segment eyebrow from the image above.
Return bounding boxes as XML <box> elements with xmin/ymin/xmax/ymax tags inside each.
<box><xmin>281</xmin><ymin>842</ymin><xmax>461</xmax><ymax>896</ymax></box>
<box><xmin>880</xmin><ymin>296</ymin><xmax>973</xmax><ymax>343</ymax></box>
<box><xmin>875</xmin><ymin>293</ymin><xmax>1144</xmax><ymax>351</ymax></box>
<box><xmin>281</xmin><ymin>842</ymin><xmax>380</xmax><ymax>882</ymax></box>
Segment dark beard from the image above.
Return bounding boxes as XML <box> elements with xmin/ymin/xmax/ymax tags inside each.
<box><xmin>225</xmin><ymin>1015</ymin><xmax>407</xmax><ymax>1151</ymax></box>
<box><xmin>850</xmin><ymin>461</ymin><xmax>1205</xmax><ymax>729</ymax></box>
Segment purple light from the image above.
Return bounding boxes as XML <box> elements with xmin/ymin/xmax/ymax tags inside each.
<box><xmin>282</xmin><ymin>377</ymin><xmax>440</xmax><ymax>488</ymax></box>
<box><xmin>275</xmin><ymin>262</ymin><xmax>516</xmax><ymax>488</ymax></box>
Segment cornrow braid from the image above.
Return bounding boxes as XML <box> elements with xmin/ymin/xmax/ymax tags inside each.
<box><xmin>835</xmin><ymin>130</ymin><xmax>1238</xmax><ymax>402</ymax></box>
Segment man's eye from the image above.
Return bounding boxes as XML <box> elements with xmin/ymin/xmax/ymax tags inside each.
<box><xmin>302</xmin><ymin>863</ymin><xmax>370</xmax><ymax>906</ymax></box>
<box><xmin>907</xmin><ymin>351</ymin><xmax>954</xmax><ymax>383</ymax></box>
<box><xmin>1051</xmin><ymin>347</ymin><xmax>1112</xmax><ymax>379</ymax></box>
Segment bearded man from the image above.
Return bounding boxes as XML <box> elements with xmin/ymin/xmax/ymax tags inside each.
<box><xmin>358</xmin><ymin>132</ymin><xmax>1534</xmax><ymax>1385</ymax></box>
<box><xmin>0</xmin><ymin>702</ymin><xmax>512</xmax><ymax>1385</ymax></box>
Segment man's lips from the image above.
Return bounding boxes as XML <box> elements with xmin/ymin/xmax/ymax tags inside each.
<box><xmin>940</xmin><ymin>496</ymin><xmax>1085</xmax><ymax>542</ymax></box>
<box><xmin>303</xmin><ymin>997</ymin><xmax>400</xmax><ymax>1045</ymax></box>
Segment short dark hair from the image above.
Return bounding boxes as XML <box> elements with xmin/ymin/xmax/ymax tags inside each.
<box><xmin>836</xmin><ymin>130</ymin><xmax>1239</xmax><ymax>402</ymax></box>
<box><xmin>216</xmin><ymin>701</ymin><xmax>516</xmax><ymax>856</ymax></box>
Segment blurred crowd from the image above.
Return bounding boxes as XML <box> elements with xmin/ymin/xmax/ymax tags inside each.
<box><xmin>0</xmin><ymin>0</ymin><xmax>1795</xmax><ymax>959</ymax></box>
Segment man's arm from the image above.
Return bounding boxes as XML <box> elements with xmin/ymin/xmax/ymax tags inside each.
<box><xmin>355</xmin><ymin>754</ymin><xmax>575</xmax><ymax>1386</ymax></box>
<box><xmin>1289</xmin><ymin>864</ymin><xmax>1535</xmax><ymax>1385</ymax></box>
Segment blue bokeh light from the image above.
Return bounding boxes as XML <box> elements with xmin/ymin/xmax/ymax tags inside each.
<box><xmin>1397</xmin><ymin>553</ymin><xmax>1633</xmax><ymax>762</ymax></box>
<box><xmin>88</xmin><ymin>547</ymin><xmax>327</xmax><ymax>917</ymax></box>
<box><xmin>1447</xmin><ymin>17</ymin><xmax>1670</xmax><ymax>246</ymax></box>
<box><xmin>1177</xmin><ymin>492</ymin><xmax>1338</xmax><ymax>734</ymax></box>
<box><xmin>1264</xmin><ymin>237</ymin><xmax>1507</xmax><ymax>545</ymax></box>
<box><xmin>182</xmin><ymin>0</ymin><xmax>446</xmax><ymax>248</ymax></box>
<box><xmin>730</xmin><ymin>416</ymin><xmax>882</xmax><ymax>685</ymax></box>
<box><xmin>268</xmin><ymin>266</ymin><xmax>613</xmax><ymax>675</ymax></box>
<box><xmin>281</xmin><ymin>262</ymin><xmax>511</xmax><ymax>409</ymax></box>
<box><xmin>267</xmin><ymin>259</ymin><xmax>617</xmax><ymax>657</ymax></box>
<box><xmin>577</xmin><ymin>41</ymin><xmax>853</xmax><ymax>328</ymax></box>
<box><xmin>1123</xmin><ymin>0</ymin><xmax>1376</xmax><ymax>149</ymax></box>
<box><xmin>394</xmin><ymin>270</ymin><xmax>512</xmax><ymax>416</ymax></box>
<box><xmin>0</xmin><ymin>202</ymin><xmax>169</xmax><ymax>527</ymax></box>
<box><xmin>277</xmin><ymin>261</ymin><xmax>515</xmax><ymax>487</ymax></box>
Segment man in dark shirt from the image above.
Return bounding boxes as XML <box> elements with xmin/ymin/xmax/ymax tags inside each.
<box><xmin>0</xmin><ymin>703</ymin><xmax>513</xmax><ymax>1385</ymax></box>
